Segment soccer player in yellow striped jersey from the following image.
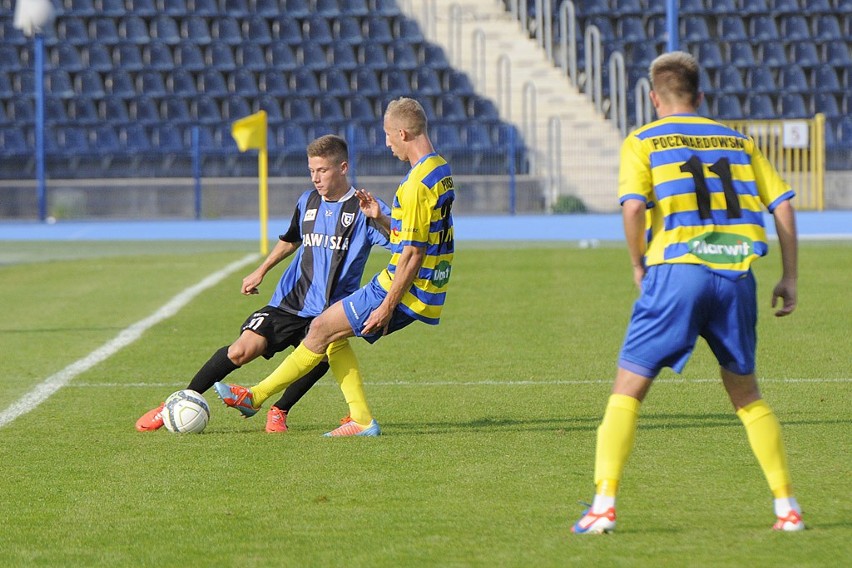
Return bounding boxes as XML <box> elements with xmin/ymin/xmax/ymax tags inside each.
<box><xmin>572</xmin><ymin>52</ymin><xmax>805</xmax><ymax>534</ymax></box>
<box><xmin>214</xmin><ymin>97</ymin><xmax>454</xmax><ymax>437</ymax></box>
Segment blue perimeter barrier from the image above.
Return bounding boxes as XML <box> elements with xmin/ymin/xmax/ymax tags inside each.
<box><xmin>0</xmin><ymin>211</ymin><xmax>850</xmax><ymax>242</ymax></box>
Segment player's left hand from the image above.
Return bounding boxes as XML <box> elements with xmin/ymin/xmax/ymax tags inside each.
<box><xmin>771</xmin><ymin>278</ymin><xmax>797</xmax><ymax>317</ymax></box>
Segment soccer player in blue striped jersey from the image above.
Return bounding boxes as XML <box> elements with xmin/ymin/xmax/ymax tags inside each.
<box><xmin>572</xmin><ymin>52</ymin><xmax>805</xmax><ymax>534</ymax></box>
<box><xmin>136</xmin><ymin>135</ymin><xmax>391</xmax><ymax>433</ymax></box>
<box><xmin>216</xmin><ymin>97</ymin><xmax>455</xmax><ymax>436</ymax></box>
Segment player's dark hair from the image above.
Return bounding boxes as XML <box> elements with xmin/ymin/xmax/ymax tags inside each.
<box><xmin>306</xmin><ymin>134</ymin><xmax>349</xmax><ymax>165</ymax></box>
<box><xmin>649</xmin><ymin>51</ymin><xmax>701</xmax><ymax>108</ymax></box>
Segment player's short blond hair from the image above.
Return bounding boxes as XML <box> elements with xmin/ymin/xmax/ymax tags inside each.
<box><xmin>649</xmin><ymin>51</ymin><xmax>701</xmax><ymax>108</ymax></box>
<box><xmin>306</xmin><ymin>134</ymin><xmax>348</xmax><ymax>165</ymax></box>
<box><xmin>385</xmin><ymin>97</ymin><xmax>427</xmax><ymax>136</ymax></box>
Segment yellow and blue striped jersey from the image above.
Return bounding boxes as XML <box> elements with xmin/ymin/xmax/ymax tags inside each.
<box><xmin>376</xmin><ymin>152</ymin><xmax>454</xmax><ymax>324</ymax></box>
<box><xmin>618</xmin><ymin>114</ymin><xmax>794</xmax><ymax>278</ymax></box>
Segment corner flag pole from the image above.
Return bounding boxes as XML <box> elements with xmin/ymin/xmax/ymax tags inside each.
<box><xmin>231</xmin><ymin>110</ymin><xmax>269</xmax><ymax>255</ymax></box>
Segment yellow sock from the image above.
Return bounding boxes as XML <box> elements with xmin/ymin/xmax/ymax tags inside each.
<box><xmin>251</xmin><ymin>344</ymin><xmax>324</xmax><ymax>406</ymax></box>
<box><xmin>327</xmin><ymin>339</ymin><xmax>372</xmax><ymax>426</ymax></box>
<box><xmin>736</xmin><ymin>399</ymin><xmax>793</xmax><ymax>496</ymax></box>
<box><xmin>594</xmin><ymin>394</ymin><xmax>641</xmax><ymax>491</ymax></box>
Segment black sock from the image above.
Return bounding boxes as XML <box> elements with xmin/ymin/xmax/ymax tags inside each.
<box><xmin>187</xmin><ymin>346</ymin><xmax>240</xmax><ymax>394</ymax></box>
<box><xmin>271</xmin><ymin>361</ymin><xmax>330</xmax><ymax>412</ymax></box>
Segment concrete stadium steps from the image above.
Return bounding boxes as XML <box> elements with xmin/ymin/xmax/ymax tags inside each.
<box><xmin>401</xmin><ymin>0</ymin><xmax>622</xmax><ymax>212</ymax></box>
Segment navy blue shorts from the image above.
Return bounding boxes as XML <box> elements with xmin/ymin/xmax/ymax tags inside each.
<box><xmin>341</xmin><ymin>277</ymin><xmax>416</xmax><ymax>344</ymax></box>
<box><xmin>619</xmin><ymin>264</ymin><xmax>757</xmax><ymax>377</ymax></box>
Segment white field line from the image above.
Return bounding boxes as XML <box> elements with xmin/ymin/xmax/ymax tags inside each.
<box><xmin>0</xmin><ymin>253</ymin><xmax>259</xmax><ymax>429</ymax></box>
<box><xmin>65</xmin><ymin>378</ymin><xmax>852</xmax><ymax>388</ymax></box>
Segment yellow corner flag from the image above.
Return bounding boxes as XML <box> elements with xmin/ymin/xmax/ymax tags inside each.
<box><xmin>231</xmin><ymin>110</ymin><xmax>269</xmax><ymax>255</ymax></box>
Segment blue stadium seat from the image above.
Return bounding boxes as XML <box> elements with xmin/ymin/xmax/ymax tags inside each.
<box><xmin>315</xmin><ymin>0</ymin><xmax>340</xmax><ymax>16</ymax></box>
<box><xmin>749</xmin><ymin>15</ymin><xmax>779</xmax><ymax>41</ymax></box>
<box><xmin>291</xmin><ymin>67</ymin><xmax>321</xmax><ymax>94</ymax></box>
<box><xmin>374</xmin><ymin>0</ymin><xmax>402</xmax><ymax>16</ymax></box>
<box><xmin>727</xmin><ymin>42</ymin><xmax>755</xmax><ymax>68</ymax></box>
<box><xmin>223</xmin><ymin>0</ymin><xmax>248</xmax><ymax>15</ymax></box>
<box><xmin>315</xmin><ymin>96</ymin><xmax>345</xmax><ymax>121</ymax></box>
<box><xmin>120</xmin><ymin>124</ymin><xmax>152</xmax><ymax>152</ymax></box>
<box><xmin>715</xmin><ymin>94</ymin><xmax>743</xmax><ymax>119</ymax></box>
<box><xmin>770</xmin><ymin>0</ymin><xmax>800</xmax><ymax>15</ymax></box>
<box><xmin>67</xmin><ymin>0</ymin><xmax>97</xmax><ymax>16</ymax></box>
<box><xmin>696</xmin><ymin>42</ymin><xmax>724</xmax><ymax>70</ymax></box>
<box><xmin>90</xmin><ymin>17</ymin><xmax>120</xmax><ymax>44</ymax></box>
<box><xmin>208</xmin><ymin>42</ymin><xmax>237</xmax><ymax>71</ymax></box>
<box><xmin>104</xmin><ymin>70</ymin><xmax>136</xmax><ymax>97</ymax></box>
<box><xmin>780</xmin><ymin>15</ymin><xmax>811</xmax><ymax>42</ymax></box>
<box><xmin>1</xmin><ymin>19</ymin><xmax>27</xmax><ymax>46</ymax></box>
<box><xmin>646</xmin><ymin>15</ymin><xmax>668</xmax><ymax>42</ymax></box>
<box><xmin>144</xmin><ymin>41</ymin><xmax>175</xmax><ymax>71</ymax></box>
<box><xmin>577</xmin><ymin>0</ymin><xmax>612</xmax><ymax>16</ymax></box>
<box><xmin>340</xmin><ymin>0</ymin><xmax>369</xmax><ymax>16</ymax></box>
<box><xmin>444</xmin><ymin>69</ymin><xmax>475</xmax><ymax>96</ymax></box>
<box><xmin>9</xmin><ymin>98</ymin><xmax>34</xmax><ymax>122</ymax></box>
<box><xmin>708</xmin><ymin>0</ymin><xmax>736</xmax><ymax>13</ymax></box>
<box><xmin>412</xmin><ymin>67</ymin><xmax>442</xmax><ymax>95</ymax></box>
<box><xmin>68</xmin><ymin>98</ymin><xmax>100</xmax><ymax>124</ymax></box>
<box><xmin>150</xmin><ymin>124</ymin><xmax>184</xmax><ymax>152</ymax></box>
<box><xmin>740</xmin><ymin>0</ymin><xmax>768</xmax><ymax>15</ymax></box>
<box><xmin>129</xmin><ymin>96</ymin><xmax>161</xmax><ymax>124</ymax></box>
<box><xmin>192</xmin><ymin>96</ymin><xmax>222</xmax><ymax>124</ymax></box>
<box><xmin>436</xmin><ymin>94</ymin><xmax>467</xmax><ymax>122</ymax></box>
<box><xmin>698</xmin><ymin>67</ymin><xmax>713</xmax><ymax>93</ymax></box>
<box><xmin>188</xmin><ymin>0</ymin><xmax>218</xmax><ymax>15</ymax></box>
<box><xmin>151</xmin><ymin>15</ymin><xmax>181</xmax><ymax>45</ymax></box>
<box><xmin>381</xmin><ymin>69</ymin><xmax>410</xmax><ymax>94</ymax></box>
<box><xmin>298</xmin><ymin>42</ymin><xmax>330</xmax><ymax>71</ymax></box>
<box><xmin>52</xmin><ymin>44</ymin><xmax>84</xmax><ymax>72</ymax></box>
<box><xmin>717</xmin><ymin>66</ymin><xmax>745</xmax><ymax>94</ymax></box>
<box><xmin>681</xmin><ymin>17</ymin><xmax>710</xmax><ymax>43</ymax></box>
<box><xmin>813</xmin><ymin>15</ymin><xmax>843</xmax><ymax>41</ymax></box>
<box><xmin>272</xmin><ymin>18</ymin><xmax>303</xmax><ymax>45</ymax></box>
<box><xmin>746</xmin><ymin>66</ymin><xmax>777</xmax><ymax>93</ymax></box>
<box><xmin>365</xmin><ymin>16</ymin><xmax>394</xmax><ymax>43</ymax></box>
<box><xmin>824</xmin><ymin>41</ymin><xmax>852</xmax><ymax>67</ymax></box>
<box><xmin>1</xmin><ymin>128</ymin><xmax>29</xmax><ymax>155</ymax></box>
<box><xmin>13</xmin><ymin>71</ymin><xmax>35</xmax><ymax>97</ymax></box>
<box><xmin>717</xmin><ymin>16</ymin><xmax>748</xmax><ymax>41</ymax></box>
<box><xmin>56</xmin><ymin>126</ymin><xmax>91</xmax><ymax>155</ymax></box>
<box><xmin>319</xmin><ymin>68</ymin><xmax>351</xmax><ymax>95</ymax></box>
<box><xmin>99</xmin><ymin>0</ymin><xmax>125</xmax><ymax>17</ymax></box>
<box><xmin>779</xmin><ymin>65</ymin><xmax>809</xmax><ymax>94</ymax></box>
<box><xmin>222</xmin><ymin>95</ymin><xmax>252</xmax><ymax>120</ymax></box>
<box><xmin>161</xmin><ymin>0</ymin><xmax>187</xmax><ymax>15</ymax></box>
<box><xmin>46</xmin><ymin>70</ymin><xmax>74</xmax><ymax>98</ymax></box>
<box><xmin>680</xmin><ymin>0</ymin><xmax>705</xmax><ymax>14</ymax></box>
<box><xmin>284</xmin><ymin>98</ymin><xmax>315</xmax><ymax>123</ymax></box>
<box><xmin>420</xmin><ymin>44</ymin><xmax>449</xmax><ymax>69</ymax></box>
<box><xmin>160</xmin><ymin>96</ymin><xmax>192</xmax><ymax>124</ymax></box>
<box><xmin>618</xmin><ymin>17</ymin><xmax>646</xmax><ymax>42</ymax></box>
<box><xmin>801</xmin><ymin>0</ymin><xmax>833</xmax><ymax>14</ymax></box>
<box><xmin>231</xmin><ymin>43</ymin><xmax>263</xmax><ymax>73</ymax></box>
<box><xmin>74</xmin><ymin>69</ymin><xmax>106</xmax><ymax>99</ymax></box>
<box><xmin>127</xmin><ymin>0</ymin><xmax>157</xmax><ymax>16</ymax></box>
<box><xmin>258</xmin><ymin>70</ymin><xmax>290</xmax><ymax>94</ymax></box>
<box><xmin>253</xmin><ymin>0</ymin><xmax>280</xmax><ymax>16</ymax></box>
<box><xmin>0</xmin><ymin>72</ymin><xmax>12</xmax><ymax>98</ymax></box>
<box><xmin>112</xmin><ymin>43</ymin><xmax>144</xmax><ymax>72</ymax></box>
<box><xmin>395</xmin><ymin>19</ymin><xmax>425</xmax><ymax>43</ymax></box>
<box><xmin>359</xmin><ymin>41</ymin><xmax>389</xmax><ymax>70</ymax></box>
<box><xmin>228</xmin><ymin>68</ymin><xmax>259</xmax><ymax>96</ymax></box>
<box><xmin>118</xmin><ymin>16</ymin><xmax>150</xmax><ymax>45</ymax></box>
<box><xmin>304</xmin><ymin>16</ymin><xmax>334</xmax><ymax>45</ymax></box>
<box><xmin>268</xmin><ymin>43</ymin><xmax>299</xmax><ymax>71</ymax></box>
<box><xmin>198</xmin><ymin>68</ymin><xmax>228</xmax><ymax>96</ymax></box>
<box><xmin>244</xmin><ymin>15</ymin><xmax>272</xmax><ymax>44</ymax></box>
<box><xmin>255</xmin><ymin>94</ymin><xmax>283</xmax><ymax>122</ymax></box>
<box><xmin>211</xmin><ymin>17</ymin><xmax>243</xmax><ymax>46</ymax></box>
<box><xmin>613</xmin><ymin>0</ymin><xmax>643</xmax><ymax>17</ymax></box>
<box><xmin>136</xmin><ymin>69</ymin><xmax>167</xmax><ymax>96</ymax></box>
<box><xmin>759</xmin><ymin>41</ymin><xmax>788</xmax><ymax>68</ymax></box>
<box><xmin>283</xmin><ymin>0</ymin><xmax>311</xmax><ymax>18</ymax></box>
<box><xmin>388</xmin><ymin>40</ymin><xmax>419</xmax><ymax>70</ymax></box>
<box><xmin>333</xmin><ymin>16</ymin><xmax>364</xmax><ymax>45</ymax></box>
<box><xmin>746</xmin><ymin>94</ymin><xmax>776</xmax><ymax>119</ymax></box>
<box><xmin>433</xmin><ymin>123</ymin><xmax>464</xmax><ymax>151</ymax></box>
<box><xmin>697</xmin><ymin>96</ymin><xmax>710</xmax><ymax>117</ymax></box>
<box><xmin>182</xmin><ymin>17</ymin><xmax>212</xmax><ymax>45</ymax></box>
<box><xmin>275</xmin><ymin>124</ymin><xmax>308</xmax><ymax>154</ymax></box>
<box><xmin>813</xmin><ymin>93</ymin><xmax>840</xmax><ymax>118</ymax></box>
<box><xmin>586</xmin><ymin>16</ymin><xmax>615</xmax><ymax>41</ymax></box>
<box><xmin>329</xmin><ymin>43</ymin><xmax>358</xmax><ymax>70</ymax></box>
<box><xmin>813</xmin><ymin>64</ymin><xmax>843</xmax><ymax>93</ymax></box>
<box><xmin>630</xmin><ymin>42</ymin><xmax>659</xmax><ymax>69</ymax></box>
<box><xmin>351</xmin><ymin>68</ymin><xmax>381</xmax><ymax>96</ymax></box>
<box><xmin>345</xmin><ymin>95</ymin><xmax>375</xmax><ymax>121</ymax></box>
<box><xmin>100</xmin><ymin>95</ymin><xmax>130</xmax><ymax>122</ymax></box>
<box><xmin>469</xmin><ymin>97</ymin><xmax>499</xmax><ymax>121</ymax></box>
<box><xmin>790</xmin><ymin>42</ymin><xmax>820</xmax><ymax>68</ymax></box>
<box><xmin>83</xmin><ymin>43</ymin><xmax>114</xmax><ymax>72</ymax></box>
<box><xmin>44</xmin><ymin>97</ymin><xmax>68</xmax><ymax>124</ymax></box>
<box><xmin>779</xmin><ymin>94</ymin><xmax>807</xmax><ymax>118</ymax></box>
<box><xmin>0</xmin><ymin>45</ymin><xmax>21</xmax><ymax>72</ymax></box>
<box><xmin>175</xmin><ymin>41</ymin><xmax>206</xmax><ymax>71</ymax></box>
<box><xmin>838</xmin><ymin>116</ymin><xmax>852</xmax><ymax>148</ymax></box>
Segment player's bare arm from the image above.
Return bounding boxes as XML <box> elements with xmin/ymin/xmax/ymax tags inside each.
<box><xmin>771</xmin><ymin>199</ymin><xmax>798</xmax><ymax>317</ymax></box>
<box><xmin>361</xmin><ymin>244</ymin><xmax>426</xmax><ymax>335</ymax></box>
<box><xmin>621</xmin><ymin>199</ymin><xmax>647</xmax><ymax>288</ymax></box>
<box><xmin>355</xmin><ymin>189</ymin><xmax>391</xmax><ymax>232</ymax></box>
<box><xmin>241</xmin><ymin>239</ymin><xmax>300</xmax><ymax>295</ymax></box>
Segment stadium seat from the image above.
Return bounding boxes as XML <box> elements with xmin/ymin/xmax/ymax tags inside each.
<box><xmin>272</xmin><ymin>18</ymin><xmax>303</xmax><ymax>45</ymax></box>
<box><xmin>469</xmin><ymin>97</ymin><xmax>500</xmax><ymax>121</ymax></box>
<box><xmin>746</xmin><ymin>94</ymin><xmax>776</xmax><ymax>119</ymax></box>
<box><xmin>151</xmin><ymin>15</ymin><xmax>181</xmax><ymax>45</ymax></box>
<box><xmin>746</xmin><ymin>66</ymin><xmax>777</xmax><ymax>93</ymax></box>
<box><xmin>759</xmin><ymin>41</ymin><xmax>788</xmax><ymax>68</ymax></box>
<box><xmin>381</xmin><ymin>69</ymin><xmax>410</xmax><ymax>94</ymax></box>
<box><xmin>329</xmin><ymin>43</ymin><xmax>359</xmax><ymax>70</ymax></box>
<box><xmin>118</xmin><ymin>15</ymin><xmax>150</xmax><ymax>45</ymax></box>
<box><xmin>577</xmin><ymin>0</ymin><xmax>612</xmax><ymax>16</ymax></box>
<box><xmin>44</xmin><ymin>97</ymin><xmax>68</xmax><ymax>124</ymax></box>
<box><xmin>314</xmin><ymin>0</ymin><xmax>339</xmax><ymax>16</ymax></box>
<box><xmin>717</xmin><ymin>16</ymin><xmax>748</xmax><ymax>41</ymax></box>
<box><xmin>740</xmin><ymin>0</ymin><xmax>768</xmax><ymax>15</ymax></box>
<box><xmin>412</xmin><ymin>67</ymin><xmax>442</xmax><ymax>95</ymax></box>
<box><xmin>283</xmin><ymin>0</ymin><xmax>311</xmax><ymax>18</ymax></box>
<box><xmin>67</xmin><ymin>0</ymin><xmax>97</xmax><ymax>16</ymax></box>
<box><xmin>268</xmin><ymin>43</ymin><xmax>299</xmax><ymax>71</ymax></box>
<box><xmin>228</xmin><ymin>68</ymin><xmax>259</xmax><ymax>96</ymax></box>
<box><xmin>208</xmin><ymin>42</ymin><xmax>237</xmax><ymax>71</ymax></box>
<box><xmin>681</xmin><ymin>17</ymin><xmax>710</xmax><ymax>43</ymax></box>
<box><xmin>211</xmin><ymin>19</ymin><xmax>242</xmax><ymax>47</ymax></box>
<box><xmin>136</xmin><ymin>69</ymin><xmax>167</xmax><ymax>97</ymax></box>
<box><xmin>74</xmin><ymin>69</ymin><xmax>106</xmax><ymax>99</ymax></box>
<box><xmin>351</xmin><ymin>68</ymin><xmax>381</xmax><ymax>96</ymax></box>
<box><xmin>613</xmin><ymin>0</ymin><xmax>643</xmax><ymax>17</ymax></box>
<box><xmin>779</xmin><ymin>94</ymin><xmax>807</xmax><ymax>118</ymax></box>
<box><xmin>52</xmin><ymin>44</ymin><xmax>84</xmax><ymax>72</ymax></box>
<box><xmin>304</xmin><ymin>16</ymin><xmax>334</xmax><ymax>45</ymax></box>
<box><xmin>319</xmin><ymin>69</ymin><xmax>351</xmax><ymax>95</ymax></box>
<box><xmin>444</xmin><ymin>69</ymin><xmax>475</xmax><ymax>95</ymax></box>
<box><xmin>388</xmin><ymin>40</ymin><xmax>419</xmax><ymax>70</ymax></box>
<box><xmin>708</xmin><ymin>0</ymin><xmax>736</xmax><ymax>13</ymax></box>
<box><xmin>160</xmin><ymin>96</ymin><xmax>192</xmax><ymax>124</ymax></box>
<box><xmin>586</xmin><ymin>16</ymin><xmax>616</xmax><ymax>41</ymax></box>
<box><xmin>99</xmin><ymin>0</ymin><xmax>125</xmax><ymax>16</ymax></box>
<box><xmin>679</xmin><ymin>0</ymin><xmax>705</xmax><ymax>14</ymax></box>
<box><xmin>697</xmin><ymin>67</ymin><xmax>713</xmax><ymax>93</ymax></box>
<box><xmin>104</xmin><ymin>70</ymin><xmax>136</xmax><ymax>97</ymax></box>
<box><xmin>333</xmin><ymin>16</ymin><xmax>365</xmax><ymax>45</ymax></box>
<box><xmin>150</xmin><ymin>124</ymin><xmax>184</xmax><ymax>152</ymax></box>
<box><xmin>715</xmin><ymin>94</ymin><xmax>744</xmax><ymax>119</ymax></box>
<box><xmin>780</xmin><ymin>15</ymin><xmax>811</xmax><ymax>42</ymax></box>
<box><xmin>436</xmin><ymin>93</ymin><xmax>467</xmax><ymax>122</ymax></box>
<box><xmin>727</xmin><ymin>42</ymin><xmax>756</xmax><ymax>68</ymax></box>
<box><xmin>235</xmin><ymin>42</ymin><xmax>268</xmax><ymax>71</ymax></box>
<box><xmin>359</xmin><ymin>41</ymin><xmax>389</xmax><ymax>70</ymax></box>
<box><xmin>646</xmin><ymin>15</ymin><xmax>668</xmax><ymax>42</ymax></box>
<box><xmin>838</xmin><ymin>116</ymin><xmax>852</xmax><ymax>148</ymax></box>
<box><xmin>770</xmin><ymin>0</ymin><xmax>799</xmax><ymax>14</ymax></box>
<box><xmin>697</xmin><ymin>96</ymin><xmax>710</xmax><ymax>117</ymax></box>
<box><xmin>120</xmin><ymin>123</ymin><xmax>151</xmax><ymax>152</ymax></box>
<box><xmin>345</xmin><ymin>95</ymin><xmax>375</xmax><ymax>121</ymax></box>
<box><xmin>374</xmin><ymin>0</ymin><xmax>402</xmax><ymax>16</ymax></box>
<box><xmin>244</xmin><ymin>16</ymin><xmax>272</xmax><ymax>44</ymax></box>
<box><xmin>100</xmin><ymin>95</ymin><xmax>130</xmax><ymax>122</ymax></box>
<box><xmin>112</xmin><ymin>43</ymin><xmax>144</xmax><ymax>72</ymax></box>
<box><xmin>695</xmin><ymin>42</ymin><xmax>724</xmax><ymax>70</ymax></box>
<box><xmin>315</xmin><ymin>96</ymin><xmax>345</xmax><ymax>122</ymax></box>
<box><xmin>192</xmin><ymin>96</ymin><xmax>222</xmax><ymax>124</ymax></box>
<box><xmin>161</xmin><ymin>0</ymin><xmax>187</xmax><ymax>15</ymax></box>
<box><xmin>813</xmin><ymin>64</ymin><xmax>843</xmax><ymax>93</ymax></box>
<box><xmin>617</xmin><ymin>16</ymin><xmax>646</xmax><ymax>42</ymax></box>
<box><xmin>222</xmin><ymin>95</ymin><xmax>252</xmax><ymax>120</ymax></box>
<box><xmin>340</xmin><ymin>0</ymin><xmax>369</xmax><ymax>16</ymax></box>
<box><xmin>790</xmin><ymin>42</ymin><xmax>821</xmax><ymax>69</ymax></box>
<box><xmin>813</xmin><ymin>15</ymin><xmax>843</xmax><ymax>41</ymax></box>
<box><xmin>9</xmin><ymin>98</ymin><xmax>34</xmax><ymax>122</ymax></box>
<box><xmin>365</xmin><ymin>16</ymin><xmax>394</xmax><ymax>43</ymax></box>
<box><xmin>252</xmin><ymin>0</ymin><xmax>279</xmax><ymax>16</ymax></box>
<box><xmin>89</xmin><ymin>17</ymin><xmax>120</xmax><ymax>45</ymax></box>
<box><xmin>222</xmin><ymin>0</ymin><xmax>248</xmax><ymax>15</ymax></box>
<box><xmin>716</xmin><ymin>66</ymin><xmax>745</xmax><ymax>94</ymax></box>
<box><xmin>46</xmin><ymin>70</ymin><xmax>74</xmax><ymax>98</ymax></box>
<box><xmin>420</xmin><ymin>44</ymin><xmax>450</xmax><ymax>69</ymax></box>
<box><xmin>143</xmin><ymin>41</ymin><xmax>175</xmax><ymax>71</ymax></box>
<box><xmin>82</xmin><ymin>43</ymin><xmax>113</xmax><ymax>72</ymax></box>
<box><xmin>630</xmin><ymin>42</ymin><xmax>659</xmax><ymax>70</ymax></box>
<box><xmin>258</xmin><ymin>70</ymin><xmax>290</xmax><ymax>94</ymax></box>
<box><xmin>127</xmin><ymin>0</ymin><xmax>157</xmax><ymax>16</ymax></box>
<box><xmin>0</xmin><ymin>45</ymin><xmax>21</xmax><ymax>72</ymax></box>
<box><xmin>56</xmin><ymin>126</ymin><xmax>91</xmax><ymax>155</ymax></box>
<box><xmin>275</xmin><ymin>123</ymin><xmax>308</xmax><ymax>154</ymax></box>
<box><xmin>182</xmin><ymin>17</ymin><xmax>212</xmax><ymax>45</ymax></box>
<box><xmin>813</xmin><ymin>93</ymin><xmax>840</xmax><ymax>118</ymax></box>
<box><xmin>0</xmin><ymin>72</ymin><xmax>12</xmax><ymax>98</ymax></box>
<box><xmin>395</xmin><ymin>19</ymin><xmax>425</xmax><ymax>43</ymax></box>
<box><xmin>283</xmin><ymin>98</ymin><xmax>315</xmax><ymax>123</ymax></box>
<box><xmin>255</xmin><ymin>94</ymin><xmax>283</xmax><ymax>122</ymax></box>
<box><xmin>0</xmin><ymin>19</ymin><xmax>27</xmax><ymax>46</ymax></box>
<box><xmin>174</xmin><ymin>41</ymin><xmax>206</xmax><ymax>71</ymax></box>
<box><xmin>198</xmin><ymin>68</ymin><xmax>228</xmax><ymax>96</ymax></box>
<box><xmin>779</xmin><ymin>65</ymin><xmax>809</xmax><ymax>94</ymax></box>
<box><xmin>432</xmin><ymin>123</ymin><xmax>464</xmax><ymax>151</ymax></box>
<box><xmin>1</xmin><ymin>127</ymin><xmax>29</xmax><ymax>155</ymax></box>
<box><xmin>749</xmin><ymin>15</ymin><xmax>779</xmax><ymax>41</ymax></box>
<box><xmin>291</xmin><ymin>67</ymin><xmax>321</xmax><ymax>95</ymax></box>
<box><xmin>299</xmin><ymin>42</ymin><xmax>330</xmax><ymax>71</ymax></box>
<box><xmin>68</xmin><ymin>97</ymin><xmax>100</xmax><ymax>125</ymax></box>
<box><xmin>129</xmin><ymin>96</ymin><xmax>161</xmax><ymax>124</ymax></box>
<box><xmin>824</xmin><ymin>41</ymin><xmax>852</xmax><ymax>67</ymax></box>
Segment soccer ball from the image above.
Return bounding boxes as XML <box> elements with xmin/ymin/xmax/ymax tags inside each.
<box><xmin>162</xmin><ymin>389</ymin><xmax>210</xmax><ymax>434</ymax></box>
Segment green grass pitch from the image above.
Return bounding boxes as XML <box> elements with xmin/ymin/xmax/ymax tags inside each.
<box><xmin>0</xmin><ymin>240</ymin><xmax>849</xmax><ymax>566</ymax></box>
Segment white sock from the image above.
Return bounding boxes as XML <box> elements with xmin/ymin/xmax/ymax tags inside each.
<box><xmin>774</xmin><ymin>497</ymin><xmax>800</xmax><ymax>518</ymax></box>
<box><xmin>591</xmin><ymin>494</ymin><xmax>615</xmax><ymax>513</ymax></box>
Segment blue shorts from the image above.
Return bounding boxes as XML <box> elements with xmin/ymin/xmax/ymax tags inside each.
<box><xmin>619</xmin><ymin>264</ymin><xmax>757</xmax><ymax>378</ymax></box>
<box><xmin>341</xmin><ymin>277</ymin><xmax>416</xmax><ymax>344</ymax></box>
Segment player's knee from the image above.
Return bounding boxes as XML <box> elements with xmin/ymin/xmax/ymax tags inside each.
<box><xmin>227</xmin><ymin>343</ymin><xmax>258</xmax><ymax>366</ymax></box>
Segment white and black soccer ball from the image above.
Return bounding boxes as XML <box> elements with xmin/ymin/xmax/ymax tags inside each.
<box><xmin>162</xmin><ymin>389</ymin><xmax>210</xmax><ymax>434</ymax></box>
